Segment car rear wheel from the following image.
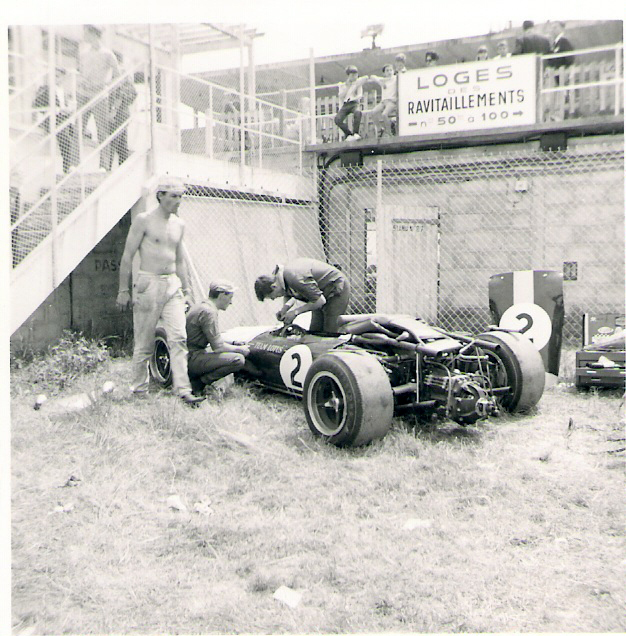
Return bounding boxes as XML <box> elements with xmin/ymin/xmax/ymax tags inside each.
<box><xmin>303</xmin><ymin>351</ymin><xmax>394</xmax><ymax>447</ymax></box>
<box><xmin>476</xmin><ymin>331</ymin><xmax>545</xmax><ymax>412</ymax></box>
<box><xmin>149</xmin><ymin>328</ymin><xmax>172</xmax><ymax>388</ymax></box>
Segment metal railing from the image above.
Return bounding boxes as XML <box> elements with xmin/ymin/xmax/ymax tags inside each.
<box><xmin>155</xmin><ymin>65</ymin><xmax>307</xmax><ymax>175</ymax></box>
<box><xmin>10</xmin><ymin>63</ymin><xmax>151</xmax><ymax>267</ymax></box>
<box><xmin>540</xmin><ymin>43</ymin><xmax>624</xmax><ymax>122</ymax></box>
<box><xmin>256</xmin><ymin>44</ymin><xmax>624</xmax><ymax>144</ymax></box>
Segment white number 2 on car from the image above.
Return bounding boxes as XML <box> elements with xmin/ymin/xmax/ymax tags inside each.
<box><xmin>279</xmin><ymin>345</ymin><xmax>314</xmax><ymax>390</ymax></box>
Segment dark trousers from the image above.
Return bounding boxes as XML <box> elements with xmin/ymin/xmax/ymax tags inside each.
<box><xmin>309</xmin><ymin>278</ymin><xmax>351</xmax><ymax>333</ymax></box>
<box><xmin>109</xmin><ymin>127</ymin><xmax>130</xmax><ymax>168</ymax></box>
<box><xmin>334</xmin><ymin>101</ymin><xmax>362</xmax><ymax>138</ymax></box>
<box><xmin>188</xmin><ymin>350</ymin><xmax>245</xmax><ymax>391</ymax></box>
<box><xmin>56</xmin><ymin>123</ymin><xmax>78</xmax><ymax>173</ymax></box>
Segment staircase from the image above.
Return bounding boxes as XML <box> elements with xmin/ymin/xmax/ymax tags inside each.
<box><xmin>10</xmin><ymin>150</ymin><xmax>152</xmax><ymax>335</ymax></box>
<box><xmin>9</xmin><ymin>59</ymin><xmax>313</xmax><ymax>338</ymax></box>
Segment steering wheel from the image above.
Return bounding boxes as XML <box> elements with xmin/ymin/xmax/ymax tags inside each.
<box><xmin>278</xmin><ymin>323</ymin><xmax>308</xmax><ymax>338</ymax></box>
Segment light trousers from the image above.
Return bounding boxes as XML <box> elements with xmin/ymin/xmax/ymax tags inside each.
<box><xmin>131</xmin><ymin>272</ymin><xmax>191</xmax><ymax>396</ymax></box>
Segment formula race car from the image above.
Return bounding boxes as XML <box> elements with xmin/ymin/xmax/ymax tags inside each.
<box><xmin>150</xmin><ymin>314</ymin><xmax>545</xmax><ymax>447</ymax></box>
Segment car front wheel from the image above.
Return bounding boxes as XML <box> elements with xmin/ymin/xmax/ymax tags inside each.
<box><xmin>149</xmin><ymin>327</ymin><xmax>172</xmax><ymax>388</ymax></box>
<box><xmin>303</xmin><ymin>351</ymin><xmax>394</xmax><ymax>447</ymax></box>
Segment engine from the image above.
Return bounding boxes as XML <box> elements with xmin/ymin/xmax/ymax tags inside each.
<box><xmin>422</xmin><ymin>365</ymin><xmax>499</xmax><ymax>423</ymax></box>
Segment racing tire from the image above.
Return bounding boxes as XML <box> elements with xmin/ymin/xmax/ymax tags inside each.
<box><xmin>477</xmin><ymin>331</ymin><xmax>545</xmax><ymax>413</ymax></box>
<box><xmin>149</xmin><ymin>327</ymin><xmax>172</xmax><ymax>388</ymax></box>
<box><xmin>303</xmin><ymin>351</ymin><xmax>394</xmax><ymax>447</ymax></box>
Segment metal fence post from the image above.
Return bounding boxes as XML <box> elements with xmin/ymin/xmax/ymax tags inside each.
<box><xmin>47</xmin><ymin>26</ymin><xmax>59</xmax><ymax>287</ymax></box>
<box><xmin>148</xmin><ymin>24</ymin><xmax>157</xmax><ymax>172</ymax></box>
<box><xmin>239</xmin><ymin>25</ymin><xmax>246</xmax><ymax>178</ymax></box>
<box><xmin>615</xmin><ymin>44</ymin><xmax>622</xmax><ymax>116</ymax></box>
<box><xmin>309</xmin><ymin>48</ymin><xmax>316</xmax><ymax>145</ymax></box>
<box><xmin>205</xmin><ymin>84</ymin><xmax>214</xmax><ymax>160</ymax></box>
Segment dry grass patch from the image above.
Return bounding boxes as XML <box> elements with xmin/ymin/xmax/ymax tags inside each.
<box><xmin>10</xmin><ymin>356</ymin><xmax>626</xmax><ymax>634</ymax></box>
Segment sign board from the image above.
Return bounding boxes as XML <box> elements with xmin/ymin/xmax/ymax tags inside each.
<box><xmin>398</xmin><ymin>55</ymin><xmax>537</xmax><ymax>136</ymax></box>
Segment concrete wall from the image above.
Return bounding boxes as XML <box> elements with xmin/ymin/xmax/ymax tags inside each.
<box><xmin>11</xmin><ymin>214</ymin><xmax>134</xmax><ymax>354</ymax></box>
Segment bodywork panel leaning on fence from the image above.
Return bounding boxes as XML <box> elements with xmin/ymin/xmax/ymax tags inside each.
<box><xmin>150</xmin><ymin>313</ymin><xmax>545</xmax><ymax>447</ymax></box>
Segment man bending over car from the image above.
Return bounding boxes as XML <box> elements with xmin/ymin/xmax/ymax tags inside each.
<box><xmin>186</xmin><ymin>280</ymin><xmax>250</xmax><ymax>396</ymax></box>
<box><xmin>254</xmin><ymin>257</ymin><xmax>350</xmax><ymax>333</ymax></box>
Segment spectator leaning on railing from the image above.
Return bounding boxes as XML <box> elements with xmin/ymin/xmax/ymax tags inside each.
<box><xmin>544</xmin><ymin>21</ymin><xmax>576</xmax><ymax>120</ymax></box>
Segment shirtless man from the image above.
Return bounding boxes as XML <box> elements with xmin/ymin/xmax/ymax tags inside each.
<box><xmin>116</xmin><ymin>177</ymin><xmax>204</xmax><ymax>405</ymax></box>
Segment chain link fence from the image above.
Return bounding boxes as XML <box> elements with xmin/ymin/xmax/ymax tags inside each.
<box><xmin>10</xmin><ymin>62</ymin><xmax>151</xmax><ymax>267</ymax></box>
<box><xmin>180</xmin><ymin>142</ymin><xmax>623</xmax><ymax>345</ymax></box>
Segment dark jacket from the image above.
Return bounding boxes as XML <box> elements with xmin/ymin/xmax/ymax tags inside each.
<box><xmin>547</xmin><ymin>35</ymin><xmax>575</xmax><ymax>68</ymax></box>
<box><xmin>109</xmin><ymin>79</ymin><xmax>137</xmax><ymax>127</ymax></box>
<box><xmin>514</xmin><ymin>33</ymin><xmax>552</xmax><ymax>55</ymax></box>
<box><xmin>32</xmin><ymin>84</ymin><xmax>70</xmax><ymax>133</ymax></box>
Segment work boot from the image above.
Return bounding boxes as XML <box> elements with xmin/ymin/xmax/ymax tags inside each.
<box><xmin>180</xmin><ymin>392</ymin><xmax>205</xmax><ymax>407</ymax></box>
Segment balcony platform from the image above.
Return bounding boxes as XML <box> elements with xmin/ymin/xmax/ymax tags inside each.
<box><xmin>304</xmin><ymin>115</ymin><xmax>624</xmax><ymax>159</ymax></box>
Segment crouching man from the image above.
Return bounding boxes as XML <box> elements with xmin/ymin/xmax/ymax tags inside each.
<box><xmin>186</xmin><ymin>280</ymin><xmax>250</xmax><ymax>395</ymax></box>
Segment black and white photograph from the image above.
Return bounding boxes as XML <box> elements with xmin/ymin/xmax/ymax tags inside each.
<box><xmin>3</xmin><ymin>1</ymin><xmax>625</xmax><ymax>633</ymax></box>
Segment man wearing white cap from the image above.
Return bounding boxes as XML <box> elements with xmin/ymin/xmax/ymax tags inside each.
<box><xmin>186</xmin><ymin>280</ymin><xmax>250</xmax><ymax>395</ymax></box>
<box><xmin>116</xmin><ymin>177</ymin><xmax>204</xmax><ymax>406</ymax></box>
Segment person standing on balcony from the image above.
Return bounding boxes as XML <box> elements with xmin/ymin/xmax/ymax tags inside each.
<box><xmin>513</xmin><ymin>20</ymin><xmax>551</xmax><ymax>55</ymax></box>
<box><xmin>116</xmin><ymin>177</ymin><xmax>205</xmax><ymax>407</ymax></box>
<box><xmin>186</xmin><ymin>280</ymin><xmax>250</xmax><ymax>396</ymax></box>
<box><xmin>545</xmin><ymin>21</ymin><xmax>576</xmax><ymax>119</ymax></box>
<box><xmin>424</xmin><ymin>51</ymin><xmax>440</xmax><ymax>67</ymax></box>
<box><xmin>334</xmin><ymin>65</ymin><xmax>370</xmax><ymax>142</ymax></box>
<box><xmin>32</xmin><ymin>67</ymin><xmax>79</xmax><ymax>174</ymax></box>
<box><xmin>369</xmin><ymin>64</ymin><xmax>398</xmax><ymax>138</ymax></box>
<box><xmin>476</xmin><ymin>45</ymin><xmax>490</xmax><ymax>61</ymax></box>
<box><xmin>77</xmin><ymin>24</ymin><xmax>120</xmax><ymax>172</ymax></box>
<box><xmin>254</xmin><ymin>258</ymin><xmax>350</xmax><ymax>334</ymax></box>
<box><xmin>547</xmin><ymin>21</ymin><xmax>575</xmax><ymax>70</ymax></box>
<box><xmin>394</xmin><ymin>53</ymin><xmax>408</xmax><ymax>74</ymax></box>
<box><xmin>108</xmin><ymin>72</ymin><xmax>137</xmax><ymax>169</ymax></box>
<box><xmin>494</xmin><ymin>40</ymin><xmax>512</xmax><ymax>59</ymax></box>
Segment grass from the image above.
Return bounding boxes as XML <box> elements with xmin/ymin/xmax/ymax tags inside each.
<box><xmin>9</xmin><ymin>346</ymin><xmax>626</xmax><ymax>634</ymax></box>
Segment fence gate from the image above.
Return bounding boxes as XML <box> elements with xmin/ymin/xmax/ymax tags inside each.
<box><xmin>377</xmin><ymin>205</ymin><xmax>440</xmax><ymax>321</ymax></box>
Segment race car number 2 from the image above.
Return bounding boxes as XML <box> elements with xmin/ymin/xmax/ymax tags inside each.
<box><xmin>279</xmin><ymin>345</ymin><xmax>313</xmax><ymax>390</ymax></box>
<box><xmin>499</xmin><ymin>302</ymin><xmax>552</xmax><ymax>350</ymax></box>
